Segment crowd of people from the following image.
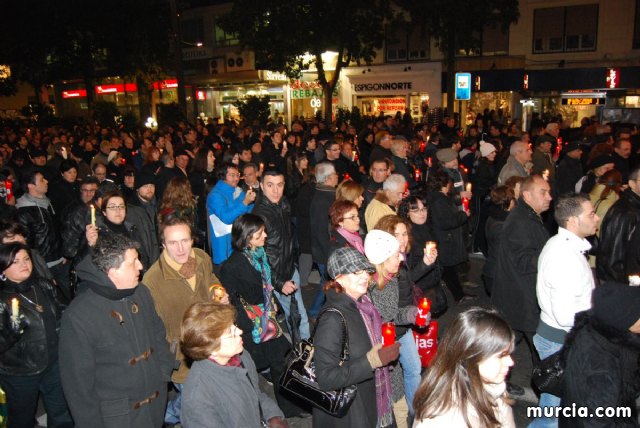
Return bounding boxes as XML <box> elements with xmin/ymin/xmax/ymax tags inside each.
<box><xmin>0</xmin><ymin>110</ymin><xmax>639</xmax><ymax>428</ymax></box>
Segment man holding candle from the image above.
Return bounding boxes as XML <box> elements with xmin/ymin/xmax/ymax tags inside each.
<box><xmin>60</xmin><ymin>176</ymin><xmax>100</xmax><ymax>267</ymax></box>
<box><xmin>143</xmin><ymin>216</ymin><xmax>223</xmax><ymax>426</ymax></box>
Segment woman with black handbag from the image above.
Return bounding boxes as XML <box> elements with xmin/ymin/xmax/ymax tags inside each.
<box><xmin>313</xmin><ymin>247</ymin><xmax>401</xmax><ymax>428</ymax></box>
<box><xmin>219</xmin><ymin>213</ymin><xmax>308</xmax><ymax>419</ymax></box>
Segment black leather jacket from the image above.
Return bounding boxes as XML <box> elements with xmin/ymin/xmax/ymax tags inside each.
<box><xmin>252</xmin><ymin>195</ymin><xmax>294</xmax><ymax>292</ymax></box>
<box><xmin>596</xmin><ymin>189</ymin><xmax>640</xmax><ymax>283</ymax></box>
<box><xmin>16</xmin><ymin>195</ymin><xmax>62</xmax><ymax>263</ymax></box>
<box><xmin>0</xmin><ymin>275</ymin><xmax>66</xmax><ymax>375</ymax></box>
<box><xmin>60</xmin><ymin>200</ymin><xmax>91</xmax><ymax>264</ymax></box>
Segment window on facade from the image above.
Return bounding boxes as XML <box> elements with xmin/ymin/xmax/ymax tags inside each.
<box><xmin>455</xmin><ymin>25</ymin><xmax>509</xmax><ymax>57</ymax></box>
<box><xmin>533</xmin><ymin>4</ymin><xmax>598</xmax><ymax>53</ymax></box>
<box><xmin>214</xmin><ymin>20</ymin><xmax>239</xmax><ymax>47</ymax></box>
<box><xmin>634</xmin><ymin>0</ymin><xmax>640</xmax><ymax>49</ymax></box>
<box><xmin>385</xmin><ymin>24</ymin><xmax>429</xmax><ymax>62</ymax></box>
<box><xmin>182</xmin><ymin>18</ymin><xmax>204</xmax><ymax>46</ymax></box>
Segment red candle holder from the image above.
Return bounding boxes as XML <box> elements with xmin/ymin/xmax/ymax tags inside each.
<box><xmin>462</xmin><ymin>197</ymin><xmax>470</xmax><ymax>213</ymax></box>
<box><xmin>382</xmin><ymin>322</ymin><xmax>395</xmax><ymax>347</ymax></box>
<box><xmin>415</xmin><ymin>298</ymin><xmax>431</xmax><ymax>327</ymax></box>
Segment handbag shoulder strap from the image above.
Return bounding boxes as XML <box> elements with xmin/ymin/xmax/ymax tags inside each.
<box><xmin>311</xmin><ymin>307</ymin><xmax>350</xmax><ymax>362</ymax></box>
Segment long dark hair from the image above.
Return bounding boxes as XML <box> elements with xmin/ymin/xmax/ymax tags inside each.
<box><xmin>231</xmin><ymin>214</ymin><xmax>265</xmax><ymax>251</ymax></box>
<box><xmin>413</xmin><ymin>307</ymin><xmax>515</xmax><ymax>427</ymax></box>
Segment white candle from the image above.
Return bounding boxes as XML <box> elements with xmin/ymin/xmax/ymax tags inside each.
<box><xmin>11</xmin><ymin>298</ymin><xmax>19</xmax><ymax>323</ymax></box>
<box><xmin>90</xmin><ymin>204</ymin><xmax>96</xmax><ymax>226</ymax></box>
<box><xmin>542</xmin><ymin>169</ymin><xmax>550</xmax><ymax>181</ymax></box>
<box><xmin>465</xmin><ymin>183</ymin><xmax>472</xmax><ymax>193</ymax></box>
<box><xmin>425</xmin><ymin>241</ymin><xmax>437</xmax><ymax>254</ymax></box>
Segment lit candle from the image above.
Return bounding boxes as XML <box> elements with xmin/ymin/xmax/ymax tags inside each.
<box><xmin>629</xmin><ymin>275</ymin><xmax>640</xmax><ymax>286</ymax></box>
<box><xmin>382</xmin><ymin>322</ymin><xmax>395</xmax><ymax>347</ymax></box>
<box><xmin>542</xmin><ymin>169</ymin><xmax>550</xmax><ymax>181</ymax></box>
<box><xmin>415</xmin><ymin>298</ymin><xmax>431</xmax><ymax>327</ymax></box>
<box><xmin>90</xmin><ymin>204</ymin><xmax>96</xmax><ymax>226</ymax></box>
<box><xmin>11</xmin><ymin>298</ymin><xmax>19</xmax><ymax>324</ymax></box>
<box><xmin>462</xmin><ymin>197</ymin><xmax>470</xmax><ymax>213</ymax></box>
<box><xmin>283</xmin><ymin>141</ymin><xmax>287</xmax><ymax>150</ymax></box>
<box><xmin>210</xmin><ymin>284</ymin><xmax>227</xmax><ymax>302</ymax></box>
<box><xmin>414</xmin><ymin>167</ymin><xmax>421</xmax><ymax>182</ymax></box>
<box><xmin>352</xmin><ymin>150</ymin><xmax>357</xmax><ymax>161</ymax></box>
<box><xmin>427</xmin><ymin>157</ymin><xmax>433</xmax><ymax>168</ymax></box>
<box><xmin>425</xmin><ymin>241</ymin><xmax>437</xmax><ymax>255</ymax></box>
<box><xmin>465</xmin><ymin>183</ymin><xmax>472</xmax><ymax>193</ymax></box>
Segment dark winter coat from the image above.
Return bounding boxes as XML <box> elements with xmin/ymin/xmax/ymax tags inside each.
<box><xmin>555</xmin><ymin>156</ymin><xmax>583</xmax><ymax>197</ymax></box>
<box><xmin>252</xmin><ymin>195</ymin><xmax>294</xmax><ymax>293</ymax></box>
<box><xmin>0</xmin><ymin>275</ymin><xmax>65</xmax><ymax>376</ymax></box>
<box><xmin>59</xmin><ymin>256</ymin><xmax>175</xmax><ymax>428</ymax></box>
<box><xmin>427</xmin><ymin>190</ymin><xmax>468</xmax><ymax>267</ymax></box>
<box><xmin>219</xmin><ymin>251</ymin><xmax>290</xmax><ymax>362</ymax></box>
<box><xmin>49</xmin><ymin>178</ymin><xmax>80</xmax><ymax>220</ymax></box>
<box><xmin>407</xmin><ymin>223</ymin><xmax>442</xmax><ymax>294</ymax></box>
<box><xmin>312</xmin><ymin>289</ymin><xmax>378</xmax><ymax>428</ymax></box>
<box><xmin>482</xmin><ymin>205</ymin><xmax>510</xmax><ymax>280</ymax></box>
<box><xmin>310</xmin><ymin>184</ymin><xmax>336</xmax><ymax>265</ymax></box>
<box><xmin>491</xmin><ymin>199</ymin><xmax>550</xmax><ymax>332</ymax></box>
<box><xmin>596</xmin><ymin>188</ymin><xmax>640</xmax><ymax>284</ymax></box>
<box><xmin>559</xmin><ymin>311</ymin><xmax>640</xmax><ymax>428</ymax></box>
<box><xmin>472</xmin><ymin>158</ymin><xmax>498</xmax><ymax>202</ymax></box>
<box><xmin>60</xmin><ymin>200</ymin><xmax>91</xmax><ymax>264</ymax></box>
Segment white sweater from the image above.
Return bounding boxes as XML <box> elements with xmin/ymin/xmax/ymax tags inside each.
<box><xmin>536</xmin><ymin>227</ymin><xmax>594</xmax><ymax>332</ymax></box>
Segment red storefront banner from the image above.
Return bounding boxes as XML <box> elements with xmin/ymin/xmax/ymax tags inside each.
<box><xmin>62</xmin><ymin>89</ymin><xmax>87</xmax><ymax>98</ymax></box>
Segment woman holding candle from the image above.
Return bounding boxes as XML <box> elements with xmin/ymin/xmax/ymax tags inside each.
<box><xmin>0</xmin><ymin>242</ymin><xmax>72</xmax><ymax>428</ymax></box>
<box><xmin>364</xmin><ymin>229</ymin><xmax>421</xmax><ymax>427</ymax></box>
<box><xmin>373</xmin><ymin>215</ymin><xmax>437</xmax><ymax>422</ymax></box>
<box><xmin>313</xmin><ymin>247</ymin><xmax>400</xmax><ymax>428</ymax></box>
<box><xmin>398</xmin><ymin>195</ymin><xmax>444</xmax><ymax>310</ymax></box>
<box><xmin>413</xmin><ymin>307</ymin><xmax>516</xmax><ymax>427</ymax></box>
<box><xmin>426</xmin><ymin>170</ymin><xmax>476</xmax><ymax>304</ymax></box>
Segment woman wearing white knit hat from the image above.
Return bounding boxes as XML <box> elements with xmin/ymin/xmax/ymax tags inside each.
<box><xmin>364</xmin><ymin>229</ymin><xmax>421</xmax><ymax>428</ymax></box>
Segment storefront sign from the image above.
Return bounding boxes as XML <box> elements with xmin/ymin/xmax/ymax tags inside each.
<box><xmin>523</xmin><ymin>74</ymin><xmax>529</xmax><ymax>90</ymax></box>
<box><xmin>474</xmin><ymin>76</ymin><xmax>481</xmax><ymax>91</ymax></box>
<box><xmin>606</xmin><ymin>68</ymin><xmax>619</xmax><ymax>89</ymax></box>
<box><xmin>266</xmin><ymin>71</ymin><xmax>288</xmax><ymax>81</ymax></box>
<box><xmin>310</xmin><ymin>97</ymin><xmax>322</xmax><ymax>108</ymax></box>
<box><xmin>291</xmin><ymin>87</ymin><xmax>338</xmax><ymax>99</ymax></box>
<box><xmin>153</xmin><ymin>80</ymin><xmax>178</xmax><ymax>90</ymax></box>
<box><xmin>353</xmin><ymin>81</ymin><xmax>412</xmax><ymax>92</ymax></box>
<box><xmin>562</xmin><ymin>98</ymin><xmax>604</xmax><ymax>105</ymax></box>
<box><xmin>96</xmin><ymin>83</ymin><xmax>138</xmax><ymax>94</ymax></box>
<box><xmin>62</xmin><ymin>89</ymin><xmax>87</xmax><ymax>98</ymax></box>
<box><xmin>377</xmin><ymin>98</ymin><xmax>407</xmax><ymax>113</ymax></box>
<box><xmin>455</xmin><ymin>73</ymin><xmax>471</xmax><ymax>100</ymax></box>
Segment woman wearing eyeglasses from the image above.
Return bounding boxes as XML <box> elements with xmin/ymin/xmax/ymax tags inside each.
<box><xmin>328</xmin><ymin>200</ymin><xmax>365</xmax><ymax>257</ymax></box>
<box><xmin>180</xmin><ymin>302</ymin><xmax>288</xmax><ymax>428</ymax></box>
<box><xmin>85</xmin><ymin>190</ymin><xmax>153</xmax><ymax>269</ymax></box>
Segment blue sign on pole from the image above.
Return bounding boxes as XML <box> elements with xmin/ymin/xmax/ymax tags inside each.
<box><xmin>455</xmin><ymin>72</ymin><xmax>471</xmax><ymax>100</ymax></box>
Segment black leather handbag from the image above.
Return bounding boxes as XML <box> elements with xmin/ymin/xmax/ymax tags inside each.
<box><xmin>531</xmin><ymin>349</ymin><xmax>565</xmax><ymax>397</ymax></box>
<box><xmin>279</xmin><ymin>308</ymin><xmax>357</xmax><ymax>417</ymax></box>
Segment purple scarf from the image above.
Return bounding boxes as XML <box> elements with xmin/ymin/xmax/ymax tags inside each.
<box><xmin>336</xmin><ymin>227</ymin><xmax>365</xmax><ymax>255</ymax></box>
<box><xmin>355</xmin><ymin>294</ymin><xmax>394</xmax><ymax>427</ymax></box>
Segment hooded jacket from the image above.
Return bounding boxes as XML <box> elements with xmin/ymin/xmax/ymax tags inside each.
<box><xmin>59</xmin><ymin>256</ymin><xmax>175</xmax><ymax>428</ymax></box>
<box><xmin>16</xmin><ymin>193</ymin><xmax>61</xmax><ymax>263</ymax></box>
